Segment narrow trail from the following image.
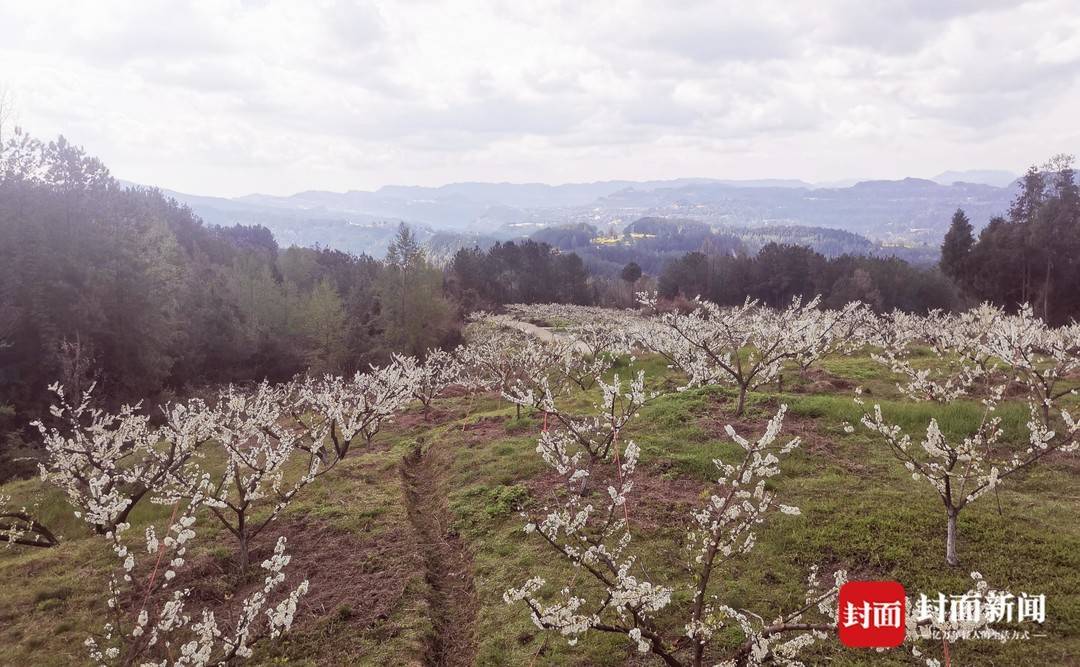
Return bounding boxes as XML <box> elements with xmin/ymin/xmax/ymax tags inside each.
<box><xmin>502</xmin><ymin>318</ymin><xmax>590</xmax><ymax>355</ymax></box>
<box><xmin>400</xmin><ymin>444</ymin><xmax>479</xmax><ymax>667</ymax></box>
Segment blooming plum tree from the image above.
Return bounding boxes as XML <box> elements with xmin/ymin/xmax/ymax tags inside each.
<box><xmin>860</xmin><ymin>304</ymin><xmax>1080</xmax><ymax>566</ymax></box>
<box><xmin>505</xmin><ymin>369</ymin><xmax>653</xmax><ymax>464</ymax></box>
<box><xmin>199</xmin><ymin>361</ymin><xmax>421</xmax><ymax>571</ymax></box>
<box><xmin>397</xmin><ymin>348</ymin><xmax>462</xmax><ymax>416</ymax></box>
<box><xmin>637</xmin><ymin>295</ymin><xmax>857</xmax><ymax>415</ymax></box>
<box><xmin>35</xmin><ymin>382</ymin><xmax>213</xmax><ymax>535</ymax></box>
<box><xmin>83</xmin><ymin>479</ymin><xmax>307</xmax><ymax>666</ymax></box>
<box><xmin>505</xmin><ymin>395</ymin><xmax>845</xmax><ymax>666</ymax></box>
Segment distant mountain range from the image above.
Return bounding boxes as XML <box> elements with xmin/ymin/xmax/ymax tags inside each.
<box><xmin>931</xmin><ymin>169</ymin><xmax>1018</xmax><ymax>187</ymax></box>
<box><xmin>144</xmin><ymin>172</ymin><xmax>1020</xmax><ymax>260</ymax></box>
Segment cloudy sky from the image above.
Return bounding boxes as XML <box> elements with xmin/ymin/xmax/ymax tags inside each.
<box><xmin>1</xmin><ymin>0</ymin><xmax>1079</xmax><ymax>197</ymax></box>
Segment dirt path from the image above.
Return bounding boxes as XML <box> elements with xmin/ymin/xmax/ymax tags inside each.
<box><xmin>400</xmin><ymin>444</ymin><xmax>479</xmax><ymax>667</ymax></box>
<box><xmin>501</xmin><ymin>318</ymin><xmax>591</xmax><ymax>355</ymax></box>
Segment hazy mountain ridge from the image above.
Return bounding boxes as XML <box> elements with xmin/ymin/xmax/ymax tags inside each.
<box><xmin>592</xmin><ymin>178</ymin><xmax>1014</xmax><ymax>243</ymax></box>
<box><xmin>151</xmin><ymin>175</ymin><xmax>1019</xmax><ymax>259</ymax></box>
<box><xmin>931</xmin><ymin>169</ymin><xmax>1018</xmax><ymax>187</ymax></box>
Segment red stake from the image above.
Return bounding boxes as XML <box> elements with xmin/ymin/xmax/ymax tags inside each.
<box><xmin>138</xmin><ymin>500</ymin><xmax>181</xmax><ymax>616</ymax></box>
<box><xmin>611</xmin><ymin>427</ymin><xmax>631</xmax><ymax>529</ymax></box>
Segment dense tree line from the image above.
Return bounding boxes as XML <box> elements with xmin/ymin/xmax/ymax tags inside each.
<box><xmin>657</xmin><ymin>242</ymin><xmax>961</xmax><ymax>312</ymax></box>
<box><xmin>445</xmin><ymin>240</ymin><xmax>592</xmax><ymax>311</ymax></box>
<box><xmin>940</xmin><ymin>155</ymin><xmax>1080</xmax><ymax>324</ymax></box>
<box><xmin>730</xmin><ymin>223</ymin><xmax>875</xmax><ymax>258</ymax></box>
<box><xmin>0</xmin><ymin>131</ymin><xmax>455</xmax><ymax>475</ymax></box>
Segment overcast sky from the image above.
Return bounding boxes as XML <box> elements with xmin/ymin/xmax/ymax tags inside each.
<box><xmin>1</xmin><ymin>0</ymin><xmax>1079</xmax><ymax>197</ymax></box>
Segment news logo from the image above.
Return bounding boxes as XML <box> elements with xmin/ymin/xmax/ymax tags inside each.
<box><xmin>838</xmin><ymin>581</ymin><xmax>906</xmax><ymax>648</ymax></box>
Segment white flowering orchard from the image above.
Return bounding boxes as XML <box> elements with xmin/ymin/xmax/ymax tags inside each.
<box><xmin>399</xmin><ymin>348</ymin><xmax>463</xmax><ymax>414</ymax></box>
<box><xmin>504</xmin><ymin>303</ymin><xmax>638</xmax><ymax>391</ymax></box>
<box><xmin>636</xmin><ymin>294</ymin><xmax>864</xmax><ymax>415</ymax></box>
<box><xmin>84</xmin><ymin>485</ymin><xmax>309</xmax><ymax>667</ymax></box>
<box><xmin>857</xmin><ymin>303</ymin><xmax>1080</xmax><ymax>566</ymax></box>
<box><xmin>457</xmin><ymin>314</ymin><xmax>565</xmax><ymax>417</ymax></box>
<box><xmin>504</xmin><ymin>365</ymin><xmax>846</xmax><ymax>667</ymax></box>
<box><xmin>29</xmin><ymin>355</ymin><xmax>427</xmax><ymax>664</ymax></box>
<box><xmin>505</xmin><ymin>368</ymin><xmax>653</xmax><ymax>466</ymax></box>
<box><xmin>13</xmin><ymin>294</ymin><xmax>1079</xmax><ymax>664</ymax></box>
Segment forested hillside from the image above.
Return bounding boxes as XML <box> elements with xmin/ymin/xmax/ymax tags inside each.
<box><xmin>0</xmin><ymin>132</ymin><xmax>455</xmax><ymax>476</ymax></box>
<box><xmin>940</xmin><ymin>155</ymin><xmax>1080</xmax><ymax>325</ymax></box>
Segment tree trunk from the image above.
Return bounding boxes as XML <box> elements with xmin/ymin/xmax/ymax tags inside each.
<box><xmin>945</xmin><ymin>506</ymin><xmax>959</xmax><ymax>567</ymax></box>
<box><xmin>237</xmin><ymin>513</ymin><xmax>249</xmax><ymax>572</ymax></box>
<box><xmin>577</xmin><ymin>472</ymin><xmax>590</xmax><ymax>497</ymax></box>
<box><xmin>735</xmin><ymin>385</ymin><xmax>748</xmax><ymax>416</ymax></box>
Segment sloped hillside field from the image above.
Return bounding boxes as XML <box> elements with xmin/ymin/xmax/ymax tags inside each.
<box><xmin>2</xmin><ymin>303</ymin><xmax>1078</xmax><ymax>666</ymax></box>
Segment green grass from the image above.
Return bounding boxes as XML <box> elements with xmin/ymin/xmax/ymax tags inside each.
<box><xmin>2</xmin><ymin>350</ymin><xmax>1079</xmax><ymax>665</ymax></box>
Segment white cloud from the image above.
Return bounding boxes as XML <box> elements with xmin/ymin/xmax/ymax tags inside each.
<box><xmin>0</xmin><ymin>0</ymin><xmax>1077</xmax><ymax>196</ymax></box>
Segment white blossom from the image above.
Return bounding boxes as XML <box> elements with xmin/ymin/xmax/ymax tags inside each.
<box><xmin>507</xmin><ymin>394</ymin><xmax>836</xmax><ymax>666</ymax></box>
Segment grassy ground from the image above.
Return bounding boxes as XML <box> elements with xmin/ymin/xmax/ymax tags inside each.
<box><xmin>1</xmin><ymin>350</ymin><xmax>1078</xmax><ymax>665</ymax></box>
